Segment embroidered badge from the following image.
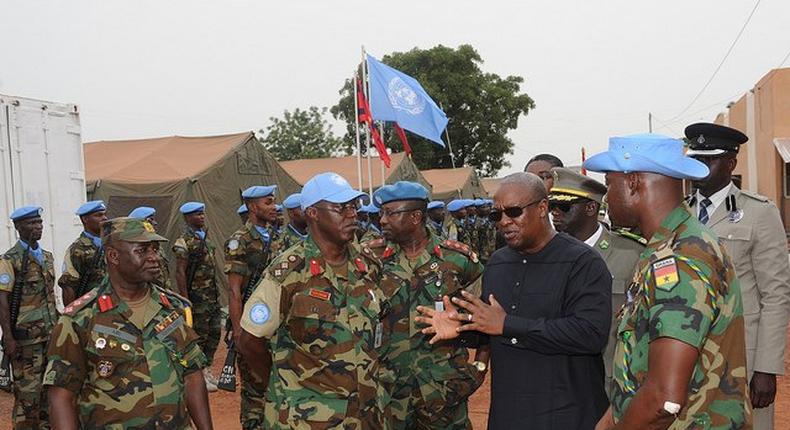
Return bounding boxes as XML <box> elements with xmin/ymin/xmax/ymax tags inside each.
<box><xmin>599</xmin><ymin>239</ymin><xmax>610</xmax><ymax>250</ymax></box>
<box><xmin>310</xmin><ymin>259</ymin><xmax>321</xmax><ymax>276</ymax></box>
<box><xmin>227</xmin><ymin>239</ymin><xmax>240</xmax><ymax>251</ymax></box>
<box><xmin>309</xmin><ymin>289</ymin><xmax>331</xmax><ymax>301</ymax></box>
<box><xmin>97</xmin><ymin>360</ymin><xmax>115</xmax><ymax>377</ymax></box>
<box><xmin>0</xmin><ymin>273</ymin><xmax>10</xmax><ymax>285</ymax></box>
<box><xmin>249</xmin><ymin>303</ymin><xmax>270</xmax><ymax>325</ymax></box>
<box><xmin>653</xmin><ymin>257</ymin><xmax>679</xmax><ymax>291</ymax></box>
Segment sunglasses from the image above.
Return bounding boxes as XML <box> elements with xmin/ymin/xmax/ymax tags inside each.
<box><xmin>488</xmin><ymin>198</ymin><xmax>544</xmax><ymax>222</ymax></box>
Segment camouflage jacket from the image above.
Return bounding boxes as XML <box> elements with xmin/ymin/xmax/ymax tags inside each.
<box><xmin>356</xmin><ymin>222</ymin><xmax>382</xmax><ymax>243</ymax></box>
<box><xmin>271</xmin><ymin>224</ymin><xmax>308</xmax><ymax>256</ymax></box>
<box><xmin>476</xmin><ymin>218</ymin><xmax>497</xmax><ymax>261</ymax></box>
<box><xmin>447</xmin><ymin>218</ymin><xmax>468</xmax><ymax>245</ymax></box>
<box><xmin>465</xmin><ymin>217</ymin><xmax>480</xmax><ymax>252</ymax></box>
<box><xmin>427</xmin><ymin>220</ymin><xmax>447</xmax><ymax>240</ymax></box>
<box><xmin>155</xmin><ymin>247</ymin><xmax>173</xmax><ymax>291</ymax></box>
<box><xmin>172</xmin><ymin>228</ymin><xmax>218</xmax><ymax>303</ymax></box>
<box><xmin>612</xmin><ymin>204</ymin><xmax>751</xmax><ymax>428</ymax></box>
<box><xmin>0</xmin><ymin>241</ymin><xmax>58</xmax><ymax>346</ymax></box>
<box><xmin>58</xmin><ymin>233</ymin><xmax>107</xmax><ymax>298</ymax></box>
<box><xmin>366</xmin><ymin>232</ymin><xmax>484</xmax><ymax>399</ymax></box>
<box><xmin>43</xmin><ymin>281</ymin><xmax>206</xmax><ymax>430</ymax></box>
<box><xmin>239</xmin><ymin>237</ymin><xmax>389</xmax><ymax>428</ymax></box>
<box><xmin>224</xmin><ymin>221</ymin><xmax>275</xmax><ymax>299</ymax></box>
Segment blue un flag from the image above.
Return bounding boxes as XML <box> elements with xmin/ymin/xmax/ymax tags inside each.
<box><xmin>366</xmin><ymin>54</ymin><xmax>449</xmax><ymax>147</ymax></box>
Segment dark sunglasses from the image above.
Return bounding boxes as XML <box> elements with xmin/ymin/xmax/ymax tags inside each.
<box><xmin>488</xmin><ymin>198</ymin><xmax>544</xmax><ymax>222</ymax></box>
<box><xmin>549</xmin><ymin>199</ymin><xmax>591</xmax><ymax>213</ymax></box>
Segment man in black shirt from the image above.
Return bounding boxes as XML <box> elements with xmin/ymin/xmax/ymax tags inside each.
<box><xmin>417</xmin><ymin>172</ymin><xmax>612</xmax><ymax>429</ymax></box>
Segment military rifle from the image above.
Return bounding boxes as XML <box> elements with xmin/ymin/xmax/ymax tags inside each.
<box><xmin>75</xmin><ymin>245</ymin><xmax>103</xmax><ymax>298</ymax></box>
<box><xmin>185</xmin><ymin>231</ymin><xmax>207</xmax><ymax>295</ymax></box>
<box><xmin>217</xmin><ymin>240</ymin><xmax>270</xmax><ymax>392</ymax></box>
<box><xmin>1</xmin><ymin>247</ymin><xmax>30</xmax><ymax>392</ymax></box>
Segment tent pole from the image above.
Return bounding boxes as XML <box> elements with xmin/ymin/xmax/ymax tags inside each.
<box><xmin>353</xmin><ymin>74</ymin><xmax>363</xmax><ymax>191</ymax></box>
<box><xmin>362</xmin><ymin>45</ymin><xmax>374</xmax><ymax>197</ymax></box>
<box><xmin>438</xmin><ymin>101</ymin><xmax>456</xmax><ymax>169</ymax></box>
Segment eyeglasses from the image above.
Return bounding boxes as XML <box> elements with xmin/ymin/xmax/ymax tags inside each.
<box><xmin>315</xmin><ymin>202</ymin><xmax>359</xmax><ymax>215</ymax></box>
<box><xmin>488</xmin><ymin>198</ymin><xmax>544</xmax><ymax>222</ymax></box>
<box><xmin>380</xmin><ymin>206</ymin><xmax>422</xmax><ymax>218</ymax></box>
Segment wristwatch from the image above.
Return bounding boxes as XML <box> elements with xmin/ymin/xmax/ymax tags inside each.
<box><xmin>472</xmin><ymin>360</ymin><xmax>488</xmax><ymax>372</ymax></box>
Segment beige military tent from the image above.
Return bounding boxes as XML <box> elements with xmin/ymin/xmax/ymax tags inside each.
<box><xmin>279</xmin><ymin>152</ymin><xmax>431</xmax><ymax>192</ymax></box>
<box><xmin>85</xmin><ymin>131</ymin><xmax>301</xmax><ymax>298</ymax></box>
<box><xmin>482</xmin><ymin>178</ymin><xmax>503</xmax><ymax>197</ymax></box>
<box><xmin>420</xmin><ymin>167</ymin><xmax>488</xmax><ymax>201</ymax></box>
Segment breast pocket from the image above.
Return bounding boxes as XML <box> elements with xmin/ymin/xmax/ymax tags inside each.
<box><xmin>718</xmin><ymin>225</ymin><xmax>752</xmax><ymax>268</ymax></box>
<box><xmin>86</xmin><ymin>333</ymin><xmax>138</xmax><ymax>392</ymax></box>
<box><xmin>288</xmin><ymin>294</ymin><xmax>339</xmax><ymax>357</ymax></box>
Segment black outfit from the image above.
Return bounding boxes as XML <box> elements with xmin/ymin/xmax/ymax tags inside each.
<box><xmin>483</xmin><ymin>233</ymin><xmax>612</xmax><ymax>430</ymax></box>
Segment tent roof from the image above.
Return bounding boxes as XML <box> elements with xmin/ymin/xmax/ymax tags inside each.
<box><xmin>85</xmin><ymin>132</ymin><xmax>253</xmax><ymax>184</ymax></box>
<box><xmin>421</xmin><ymin>167</ymin><xmax>476</xmax><ymax>195</ymax></box>
<box><xmin>280</xmin><ymin>153</ymin><xmax>408</xmax><ymax>187</ymax></box>
<box><xmin>482</xmin><ymin>178</ymin><xmax>503</xmax><ymax>196</ymax></box>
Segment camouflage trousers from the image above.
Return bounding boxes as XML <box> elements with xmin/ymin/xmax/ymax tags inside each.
<box><xmin>264</xmin><ymin>392</ymin><xmax>386</xmax><ymax>429</ymax></box>
<box><xmin>387</xmin><ymin>368</ymin><xmax>478</xmax><ymax>429</ymax></box>
<box><xmin>189</xmin><ymin>300</ymin><xmax>221</xmax><ymax>367</ymax></box>
<box><xmin>238</xmin><ymin>354</ymin><xmax>267</xmax><ymax>430</ymax></box>
<box><xmin>11</xmin><ymin>342</ymin><xmax>50</xmax><ymax>430</ymax></box>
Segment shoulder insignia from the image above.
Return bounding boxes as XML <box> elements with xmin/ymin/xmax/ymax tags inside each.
<box><xmin>173</xmin><ymin>237</ymin><xmax>188</xmax><ymax>250</ymax></box>
<box><xmin>740</xmin><ymin>189</ymin><xmax>770</xmax><ymax>203</ymax></box>
<box><xmin>598</xmin><ymin>239</ymin><xmax>610</xmax><ymax>250</ymax></box>
<box><xmin>441</xmin><ymin>239</ymin><xmax>472</xmax><ymax>256</ymax></box>
<box><xmin>652</xmin><ymin>257</ymin><xmax>679</xmax><ymax>291</ymax></box>
<box><xmin>615</xmin><ymin>228</ymin><xmax>648</xmax><ymax>245</ymax></box>
<box><xmin>154</xmin><ymin>285</ymin><xmax>191</xmax><ymax>308</ymax></box>
<box><xmin>227</xmin><ymin>239</ymin><xmax>240</xmax><ymax>251</ymax></box>
<box><xmin>97</xmin><ymin>294</ymin><xmax>115</xmax><ymax>312</ymax></box>
<box><xmin>63</xmin><ymin>289</ymin><xmax>99</xmax><ymax>316</ymax></box>
<box><xmin>270</xmin><ymin>251</ymin><xmax>305</xmax><ymax>282</ymax></box>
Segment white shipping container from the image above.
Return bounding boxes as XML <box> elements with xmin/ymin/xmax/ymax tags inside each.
<box><xmin>0</xmin><ymin>94</ymin><xmax>87</xmax><ymax>310</ymax></box>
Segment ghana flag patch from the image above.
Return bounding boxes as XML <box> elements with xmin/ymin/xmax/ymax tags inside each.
<box><xmin>653</xmin><ymin>257</ymin><xmax>679</xmax><ymax>291</ymax></box>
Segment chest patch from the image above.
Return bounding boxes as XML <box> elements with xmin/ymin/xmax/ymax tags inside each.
<box><xmin>652</xmin><ymin>257</ymin><xmax>679</xmax><ymax>291</ymax></box>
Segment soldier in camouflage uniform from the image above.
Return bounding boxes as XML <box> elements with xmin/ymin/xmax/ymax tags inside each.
<box><xmin>224</xmin><ymin>185</ymin><xmax>279</xmax><ymax>429</ymax></box>
<box><xmin>44</xmin><ymin>217</ymin><xmax>212</xmax><ymax>429</ymax></box>
<box><xmin>0</xmin><ymin>206</ymin><xmax>59</xmax><ymax>429</ymax></box>
<box><xmin>238</xmin><ymin>172</ymin><xmax>389</xmax><ymax>429</ymax></box>
<box><xmin>475</xmin><ymin>200</ymin><xmax>496</xmax><ymax>262</ymax></box>
<box><xmin>59</xmin><ymin>200</ymin><xmax>108</xmax><ymax>305</ymax></box>
<box><xmin>465</xmin><ymin>203</ymin><xmax>480</xmax><ymax>253</ymax></box>
<box><xmin>173</xmin><ymin>202</ymin><xmax>221</xmax><ymax>392</ymax></box>
<box><xmin>356</xmin><ymin>203</ymin><xmax>383</xmax><ymax>242</ymax></box>
<box><xmin>426</xmin><ymin>201</ymin><xmax>448</xmax><ymax>239</ymax></box>
<box><xmin>367</xmin><ymin>182</ymin><xmax>485</xmax><ymax>429</ymax></box>
<box><xmin>272</xmin><ymin>193</ymin><xmax>308</xmax><ymax>253</ymax></box>
<box><xmin>129</xmin><ymin>206</ymin><xmax>173</xmax><ymax>291</ymax></box>
<box><xmin>446</xmin><ymin>200</ymin><xmax>469</xmax><ymax>244</ymax></box>
<box><xmin>584</xmin><ymin>134</ymin><xmax>751</xmax><ymax>429</ymax></box>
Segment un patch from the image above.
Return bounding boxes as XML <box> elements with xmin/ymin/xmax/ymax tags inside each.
<box><xmin>227</xmin><ymin>239</ymin><xmax>240</xmax><ymax>251</ymax></box>
<box><xmin>0</xmin><ymin>273</ymin><xmax>10</xmax><ymax>285</ymax></box>
<box><xmin>249</xmin><ymin>303</ymin><xmax>270</xmax><ymax>325</ymax></box>
<box><xmin>652</xmin><ymin>257</ymin><xmax>679</xmax><ymax>291</ymax></box>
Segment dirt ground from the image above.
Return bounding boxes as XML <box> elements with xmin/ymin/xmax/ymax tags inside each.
<box><xmin>2</xmin><ymin>325</ymin><xmax>790</xmax><ymax>429</ymax></box>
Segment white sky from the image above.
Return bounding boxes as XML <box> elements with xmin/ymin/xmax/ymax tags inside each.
<box><xmin>2</xmin><ymin>0</ymin><xmax>789</xmax><ymax>177</ymax></box>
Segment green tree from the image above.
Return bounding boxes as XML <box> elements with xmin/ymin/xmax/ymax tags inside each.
<box><xmin>260</xmin><ymin>106</ymin><xmax>343</xmax><ymax>161</ymax></box>
<box><xmin>330</xmin><ymin>45</ymin><xmax>535</xmax><ymax>176</ymax></box>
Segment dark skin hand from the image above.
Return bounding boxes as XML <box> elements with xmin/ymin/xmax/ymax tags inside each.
<box><xmin>750</xmin><ymin>371</ymin><xmax>777</xmax><ymax>409</ymax></box>
<box><xmin>48</xmin><ymin>386</ymin><xmax>78</xmax><ymax>430</ymax></box>
<box><xmin>185</xmin><ymin>369</ymin><xmax>214</xmax><ymax>429</ymax></box>
<box><xmin>175</xmin><ymin>257</ymin><xmax>190</xmax><ymax>298</ymax></box>
<box><xmin>415</xmin><ymin>292</ymin><xmax>508</xmax><ymax>343</ymax></box>
<box><xmin>0</xmin><ymin>292</ymin><xmax>18</xmax><ymax>359</ymax></box>
<box><xmin>595</xmin><ymin>337</ymin><xmax>699</xmax><ymax>430</ymax></box>
<box><xmin>237</xmin><ymin>329</ymin><xmax>272</xmax><ymax>390</ymax></box>
<box><xmin>227</xmin><ymin>273</ymin><xmax>245</xmax><ymax>348</ymax></box>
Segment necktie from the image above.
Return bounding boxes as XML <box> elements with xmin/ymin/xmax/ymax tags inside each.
<box><xmin>698</xmin><ymin>198</ymin><xmax>712</xmax><ymax>224</ymax></box>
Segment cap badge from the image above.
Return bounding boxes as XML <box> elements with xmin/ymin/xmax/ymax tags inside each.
<box><xmin>697</xmin><ymin>135</ymin><xmax>705</xmax><ymax>144</ymax></box>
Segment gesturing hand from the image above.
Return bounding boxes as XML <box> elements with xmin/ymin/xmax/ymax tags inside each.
<box><xmin>449</xmin><ymin>290</ymin><xmax>507</xmax><ymax>336</ymax></box>
<box><xmin>415</xmin><ymin>296</ymin><xmax>462</xmax><ymax>344</ymax></box>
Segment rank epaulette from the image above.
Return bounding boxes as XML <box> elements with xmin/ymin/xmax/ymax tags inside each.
<box><xmin>63</xmin><ymin>289</ymin><xmax>99</xmax><ymax>316</ymax></box>
<box><xmin>97</xmin><ymin>294</ymin><xmax>115</xmax><ymax>313</ymax></box>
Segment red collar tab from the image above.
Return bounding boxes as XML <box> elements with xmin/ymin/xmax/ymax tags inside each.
<box><xmin>354</xmin><ymin>257</ymin><xmax>368</xmax><ymax>274</ymax></box>
<box><xmin>382</xmin><ymin>247</ymin><xmax>395</xmax><ymax>258</ymax></box>
<box><xmin>98</xmin><ymin>294</ymin><xmax>115</xmax><ymax>313</ymax></box>
<box><xmin>433</xmin><ymin>245</ymin><xmax>443</xmax><ymax>258</ymax></box>
<box><xmin>310</xmin><ymin>259</ymin><xmax>322</xmax><ymax>277</ymax></box>
<box><xmin>159</xmin><ymin>292</ymin><xmax>172</xmax><ymax>309</ymax></box>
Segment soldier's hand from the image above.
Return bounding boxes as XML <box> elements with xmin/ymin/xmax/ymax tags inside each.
<box><xmin>415</xmin><ymin>296</ymin><xmax>462</xmax><ymax>344</ymax></box>
<box><xmin>450</xmin><ymin>291</ymin><xmax>506</xmax><ymax>336</ymax></box>
<box><xmin>750</xmin><ymin>371</ymin><xmax>777</xmax><ymax>409</ymax></box>
<box><xmin>2</xmin><ymin>338</ymin><xmax>19</xmax><ymax>359</ymax></box>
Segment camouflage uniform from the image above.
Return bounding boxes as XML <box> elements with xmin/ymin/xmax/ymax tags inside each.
<box><xmin>173</xmin><ymin>228</ymin><xmax>221</xmax><ymax>366</ymax></box>
<box><xmin>43</xmin><ymin>281</ymin><xmax>206</xmax><ymax>429</ymax></box>
<box><xmin>240</xmin><ymin>237</ymin><xmax>389</xmax><ymax>429</ymax></box>
<box><xmin>58</xmin><ymin>233</ymin><xmax>107</xmax><ymax>299</ymax></box>
<box><xmin>155</xmin><ymin>247</ymin><xmax>173</xmax><ymax>291</ymax></box>
<box><xmin>447</xmin><ymin>219</ymin><xmax>468</xmax><ymax>245</ymax></box>
<box><xmin>427</xmin><ymin>220</ymin><xmax>447</xmax><ymax>240</ymax></box>
<box><xmin>368</xmin><ymin>232</ymin><xmax>484</xmax><ymax>429</ymax></box>
<box><xmin>272</xmin><ymin>224</ymin><xmax>308</xmax><ymax>256</ymax></box>
<box><xmin>476</xmin><ymin>218</ymin><xmax>496</xmax><ymax>262</ymax></box>
<box><xmin>224</xmin><ymin>221</ymin><xmax>275</xmax><ymax>429</ymax></box>
<box><xmin>612</xmin><ymin>204</ymin><xmax>751</xmax><ymax>428</ymax></box>
<box><xmin>465</xmin><ymin>217</ymin><xmax>479</xmax><ymax>252</ymax></box>
<box><xmin>0</xmin><ymin>241</ymin><xmax>58</xmax><ymax>429</ymax></box>
<box><xmin>356</xmin><ymin>222</ymin><xmax>383</xmax><ymax>243</ymax></box>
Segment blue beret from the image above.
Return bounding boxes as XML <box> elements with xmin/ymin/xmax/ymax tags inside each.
<box><xmin>427</xmin><ymin>201</ymin><xmax>445</xmax><ymax>210</ymax></box>
<box><xmin>179</xmin><ymin>201</ymin><xmax>205</xmax><ymax>215</ymax></box>
<box><xmin>282</xmin><ymin>193</ymin><xmax>302</xmax><ymax>210</ymax></box>
<box><xmin>242</xmin><ymin>185</ymin><xmax>277</xmax><ymax>200</ymax></box>
<box><xmin>474</xmin><ymin>199</ymin><xmax>486</xmax><ymax>207</ymax></box>
<box><xmin>358</xmin><ymin>204</ymin><xmax>380</xmax><ymax>214</ymax></box>
<box><xmin>237</xmin><ymin>204</ymin><xmax>248</xmax><ymax>215</ymax></box>
<box><xmin>10</xmin><ymin>206</ymin><xmax>42</xmax><ymax>221</ymax></box>
<box><xmin>275</xmin><ymin>205</ymin><xmax>283</xmax><ymax>212</ymax></box>
<box><xmin>447</xmin><ymin>200</ymin><xmax>466</xmax><ymax>212</ymax></box>
<box><xmin>584</xmin><ymin>133</ymin><xmax>709</xmax><ymax>180</ymax></box>
<box><xmin>373</xmin><ymin>181</ymin><xmax>429</xmax><ymax>207</ymax></box>
<box><xmin>301</xmin><ymin>172</ymin><xmax>367</xmax><ymax>210</ymax></box>
<box><xmin>76</xmin><ymin>200</ymin><xmax>106</xmax><ymax>216</ymax></box>
<box><xmin>129</xmin><ymin>206</ymin><xmax>156</xmax><ymax>219</ymax></box>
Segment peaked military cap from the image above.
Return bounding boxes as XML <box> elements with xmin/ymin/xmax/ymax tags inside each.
<box><xmin>101</xmin><ymin>217</ymin><xmax>168</xmax><ymax>245</ymax></box>
<box><xmin>549</xmin><ymin>167</ymin><xmax>607</xmax><ymax>204</ymax></box>
<box><xmin>685</xmin><ymin>122</ymin><xmax>748</xmax><ymax>156</ymax></box>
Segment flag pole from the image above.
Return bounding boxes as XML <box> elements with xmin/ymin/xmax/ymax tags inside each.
<box><xmin>362</xmin><ymin>45</ymin><xmax>374</xmax><ymax>196</ymax></box>
<box><xmin>353</xmin><ymin>73</ymin><xmax>364</xmax><ymax>191</ymax></box>
<box><xmin>438</xmin><ymin>102</ymin><xmax>456</xmax><ymax>168</ymax></box>
<box><xmin>378</xmin><ymin>122</ymin><xmax>386</xmax><ymax>185</ymax></box>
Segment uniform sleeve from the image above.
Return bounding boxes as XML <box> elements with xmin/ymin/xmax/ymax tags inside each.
<box><xmin>42</xmin><ymin>316</ymin><xmax>87</xmax><ymax>393</ymax></box>
<box><xmin>57</xmin><ymin>247</ymin><xmax>82</xmax><ymax>290</ymax></box>
<box><xmin>750</xmin><ymin>203</ymin><xmax>790</xmax><ymax>374</ymax></box>
<box><xmin>179</xmin><ymin>315</ymin><xmax>208</xmax><ymax>375</ymax></box>
<box><xmin>0</xmin><ymin>258</ymin><xmax>15</xmax><ymax>293</ymax></box>
<box><xmin>172</xmin><ymin>237</ymin><xmax>189</xmax><ymax>260</ymax></box>
<box><xmin>223</xmin><ymin>237</ymin><xmax>249</xmax><ymax>277</ymax></box>
<box><xmin>463</xmin><ymin>258</ymin><xmax>485</xmax><ymax>297</ymax></box>
<box><xmin>240</xmin><ymin>272</ymin><xmax>283</xmax><ymax>339</ymax></box>
<box><xmin>647</xmin><ymin>256</ymin><xmax>715</xmax><ymax>350</ymax></box>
